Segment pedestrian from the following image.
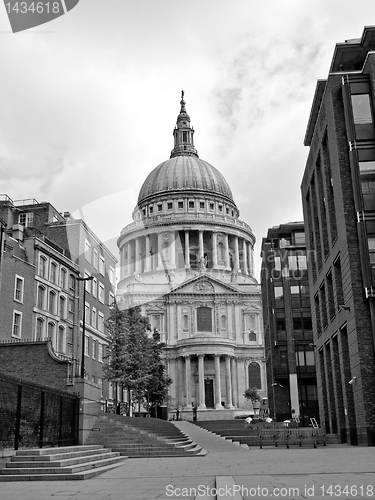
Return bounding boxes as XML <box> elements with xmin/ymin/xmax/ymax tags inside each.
<box><xmin>176</xmin><ymin>408</ymin><xmax>180</xmax><ymax>421</ymax></box>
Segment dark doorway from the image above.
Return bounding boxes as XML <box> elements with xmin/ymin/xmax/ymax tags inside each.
<box><xmin>204</xmin><ymin>379</ymin><xmax>214</xmax><ymax>408</ymax></box>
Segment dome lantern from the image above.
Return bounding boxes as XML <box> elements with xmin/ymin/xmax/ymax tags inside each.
<box><xmin>170</xmin><ymin>91</ymin><xmax>198</xmax><ymax>158</ymax></box>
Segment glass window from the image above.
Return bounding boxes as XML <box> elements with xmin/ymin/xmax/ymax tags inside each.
<box><xmin>92</xmin><ymin>307</ymin><xmax>97</xmax><ymax>329</ymax></box>
<box><xmin>49</xmin><ymin>291</ymin><xmax>56</xmax><ymax>314</ymax></box>
<box><xmin>197</xmin><ymin>307</ymin><xmax>212</xmax><ymax>332</ymax></box>
<box><xmin>351</xmin><ymin>94</ymin><xmax>373</xmax><ymax>124</ymax></box>
<box><xmin>85</xmin><ymin>240</ymin><xmax>92</xmax><ymax>263</ymax></box>
<box><xmin>248</xmin><ymin>362</ymin><xmax>261</xmax><ymax>389</ymax></box>
<box><xmin>12</xmin><ymin>311</ymin><xmax>22</xmax><ymax>337</ymax></box>
<box><xmin>60</xmin><ymin>268</ymin><xmax>67</xmax><ymax>289</ymax></box>
<box><xmin>200</xmin><ymin>202</ymin><xmax>205</xmax><ymax>210</ymax></box>
<box><xmin>36</xmin><ymin>317</ymin><xmax>44</xmax><ymax>338</ymax></box>
<box><xmin>149</xmin><ymin>206</ymin><xmax>153</xmax><ymax>214</ymax></box>
<box><xmin>167</xmin><ymin>202</ymin><xmax>172</xmax><ymax>210</ymax></box>
<box><xmin>84</xmin><ymin>335</ymin><xmax>89</xmax><ymax>356</ymax></box>
<box><xmin>39</xmin><ymin>255</ymin><xmax>47</xmax><ymax>278</ymax></box>
<box><xmin>68</xmin><ymin>299</ymin><xmax>74</xmax><ymax>322</ymax></box>
<box><xmin>98</xmin><ymin>343</ymin><xmax>103</xmax><ymax>362</ymax></box>
<box><xmin>69</xmin><ymin>274</ymin><xmax>75</xmax><ymax>291</ymax></box>
<box><xmin>58</xmin><ymin>326</ymin><xmax>65</xmax><ymax>353</ymax></box>
<box><xmin>274</xmin><ymin>256</ymin><xmax>281</xmax><ymax>271</ymax></box>
<box><xmin>59</xmin><ymin>296</ymin><xmax>66</xmax><ymax>319</ymax></box>
<box><xmin>99</xmin><ymin>255</ymin><xmax>105</xmax><ymax>276</ymax></box>
<box><xmin>98</xmin><ymin>313</ymin><xmax>104</xmax><ymax>333</ymax></box>
<box><xmin>19</xmin><ymin>212</ymin><xmax>34</xmax><ymax>227</ymax></box>
<box><xmin>209</xmin><ymin>202</ymin><xmax>214</xmax><ymax>211</ymax></box>
<box><xmin>158</xmin><ymin>204</ymin><xmax>162</xmax><ymax>212</ymax></box>
<box><xmin>99</xmin><ymin>283</ymin><xmax>105</xmax><ymax>303</ymax></box>
<box><xmin>178</xmin><ymin>201</ymin><xmax>183</xmax><ymax>209</ymax></box>
<box><xmin>92</xmin><ymin>277</ymin><xmax>98</xmax><ymax>298</ymax></box>
<box><xmin>274</xmin><ymin>285</ymin><xmax>284</xmax><ymax>299</ymax></box>
<box><xmin>50</xmin><ymin>262</ymin><xmax>57</xmax><ymax>283</ymax></box>
<box><xmin>189</xmin><ymin>201</ymin><xmax>194</xmax><ymax>209</ymax></box>
<box><xmin>14</xmin><ymin>276</ymin><xmax>24</xmax><ymax>302</ymax></box>
<box><xmin>93</xmin><ymin>249</ymin><xmax>99</xmax><ymax>269</ymax></box>
<box><xmin>293</xmin><ymin>232</ymin><xmax>305</xmax><ymax>245</ymax></box>
<box><xmin>47</xmin><ymin>322</ymin><xmax>55</xmax><ymax>343</ymax></box>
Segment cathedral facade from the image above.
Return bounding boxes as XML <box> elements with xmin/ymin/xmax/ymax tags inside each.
<box><xmin>117</xmin><ymin>94</ymin><xmax>266</xmax><ymax>418</ymax></box>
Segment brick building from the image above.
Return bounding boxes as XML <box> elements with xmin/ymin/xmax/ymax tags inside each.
<box><xmin>0</xmin><ymin>195</ymin><xmax>117</xmax><ymax>405</ymax></box>
<box><xmin>301</xmin><ymin>26</ymin><xmax>375</xmax><ymax>445</ymax></box>
<box><xmin>261</xmin><ymin>222</ymin><xmax>318</xmax><ymax>424</ymax></box>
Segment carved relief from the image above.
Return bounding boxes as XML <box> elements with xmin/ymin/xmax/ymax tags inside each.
<box><xmin>193</xmin><ymin>280</ymin><xmax>214</xmax><ymax>293</ymax></box>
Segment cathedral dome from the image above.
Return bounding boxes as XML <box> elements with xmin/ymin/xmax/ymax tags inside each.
<box><xmin>137</xmin><ymin>91</ymin><xmax>234</xmax><ymax>207</ymax></box>
<box><xmin>137</xmin><ymin>155</ymin><xmax>234</xmax><ymax>205</ymax></box>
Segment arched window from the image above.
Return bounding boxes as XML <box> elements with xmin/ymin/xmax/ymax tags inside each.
<box><xmin>59</xmin><ymin>296</ymin><xmax>66</xmax><ymax>319</ymax></box>
<box><xmin>58</xmin><ymin>326</ymin><xmax>65</xmax><ymax>353</ymax></box>
<box><xmin>47</xmin><ymin>322</ymin><xmax>56</xmax><ymax>347</ymax></box>
<box><xmin>248</xmin><ymin>362</ymin><xmax>261</xmax><ymax>389</ymax></box>
<box><xmin>49</xmin><ymin>291</ymin><xmax>56</xmax><ymax>314</ymax></box>
<box><xmin>60</xmin><ymin>268</ymin><xmax>67</xmax><ymax>289</ymax></box>
<box><xmin>36</xmin><ymin>317</ymin><xmax>44</xmax><ymax>338</ymax></box>
<box><xmin>39</xmin><ymin>255</ymin><xmax>47</xmax><ymax>278</ymax></box>
<box><xmin>249</xmin><ymin>331</ymin><xmax>256</xmax><ymax>341</ymax></box>
<box><xmin>50</xmin><ymin>262</ymin><xmax>57</xmax><ymax>283</ymax></box>
<box><xmin>197</xmin><ymin>307</ymin><xmax>212</xmax><ymax>332</ymax></box>
<box><xmin>221</xmin><ymin>315</ymin><xmax>227</xmax><ymax>330</ymax></box>
<box><xmin>183</xmin><ymin>314</ymin><xmax>189</xmax><ymax>331</ymax></box>
<box><xmin>37</xmin><ymin>285</ymin><xmax>45</xmax><ymax>309</ymax></box>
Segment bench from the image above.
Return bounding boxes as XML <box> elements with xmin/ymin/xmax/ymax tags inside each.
<box><xmin>258</xmin><ymin>428</ymin><xmax>326</xmax><ymax>449</ymax></box>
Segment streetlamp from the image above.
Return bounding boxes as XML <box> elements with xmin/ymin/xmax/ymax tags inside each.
<box><xmin>77</xmin><ymin>276</ymin><xmax>94</xmax><ymax>379</ymax></box>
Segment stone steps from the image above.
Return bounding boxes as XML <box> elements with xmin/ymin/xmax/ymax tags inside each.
<box><xmin>86</xmin><ymin>415</ymin><xmax>204</xmax><ymax>458</ymax></box>
<box><xmin>0</xmin><ymin>445</ymin><xmax>127</xmax><ymax>481</ymax></box>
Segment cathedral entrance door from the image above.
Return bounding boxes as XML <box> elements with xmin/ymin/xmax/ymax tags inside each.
<box><xmin>204</xmin><ymin>379</ymin><xmax>214</xmax><ymax>408</ymax></box>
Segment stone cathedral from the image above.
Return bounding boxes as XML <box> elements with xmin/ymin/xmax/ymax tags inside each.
<box><xmin>117</xmin><ymin>93</ymin><xmax>266</xmax><ymax>419</ymax></box>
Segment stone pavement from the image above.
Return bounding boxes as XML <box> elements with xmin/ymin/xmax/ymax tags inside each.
<box><xmin>1</xmin><ymin>421</ymin><xmax>375</xmax><ymax>499</ymax></box>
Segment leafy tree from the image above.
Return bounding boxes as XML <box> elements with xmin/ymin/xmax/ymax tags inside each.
<box><xmin>244</xmin><ymin>387</ymin><xmax>260</xmax><ymax>404</ymax></box>
<box><xmin>144</xmin><ymin>329</ymin><xmax>172</xmax><ymax>408</ymax></box>
<box><xmin>104</xmin><ymin>305</ymin><xmax>172</xmax><ymax>416</ymax></box>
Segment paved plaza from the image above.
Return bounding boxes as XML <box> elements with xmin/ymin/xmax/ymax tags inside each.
<box><xmin>1</xmin><ymin>421</ymin><xmax>374</xmax><ymax>500</ymax></box>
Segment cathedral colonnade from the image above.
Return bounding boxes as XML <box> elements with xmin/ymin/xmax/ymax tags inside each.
<box><xmin>167</xmin><ymin>353</ymin><xmax>266</xmax><ymax>410</ymax></box>
<box><xmin>119</xmin><ymin>228</ymin><xmax>255</xmax><ymax>279</ymax></box>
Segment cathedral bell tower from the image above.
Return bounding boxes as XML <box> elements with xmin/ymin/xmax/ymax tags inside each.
<box><xmin>170</xmin><ymin>91</ymin><xmax>198</xmax><ymax>158</ymax></box>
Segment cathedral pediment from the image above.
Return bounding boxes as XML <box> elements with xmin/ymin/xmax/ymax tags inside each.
<box><xmin>168</xmin><ymin>274</ymin><xmax>242</xmax><ymax>296</ymax></box>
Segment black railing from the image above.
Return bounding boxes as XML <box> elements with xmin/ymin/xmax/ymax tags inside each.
<box><xmin>0</xmin><ymin>373</ymin><xmax>79</xmax><ymax>450</ymax></box>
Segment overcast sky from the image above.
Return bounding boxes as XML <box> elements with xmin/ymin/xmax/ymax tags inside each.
<box><xmin>0</xmin><ymin>1</ymin><xmax>374</xmax><ymax>279</ymax></box>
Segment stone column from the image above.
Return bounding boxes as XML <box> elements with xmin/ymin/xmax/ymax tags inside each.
<box><xmin>177</xmin><ymin>357</ymin><xmax>184</xmax><ymax>407</ymax></box>
<box><xmin>234</xmin><ymin>236</ymin><xmax>240</xmax><ymax>272</ymax></box>
<box><xmin>212</xmin><ymin>232</ymin><xmax>218</xmax><ymax>268</ymax></box>
<box><xmin>224</xmin><ymin>234</ymin><xmax>230</xmax><ymax>269</ymax></box>
<box><xmin>225</xmin><ymin>355</ymin><xmax>234</xmax><ymax>408</ymax></box>
<box><xmin>249</xmin><ymin>244</ymin><xmax>254</xmax><ymax>276</ymax></box>
<box><xmin>144</xmin><ymin>234</ymin><xmax>151</xmax><ymax>272</ymax></box>
<box><xmin>231</xmin><ymin>357</ymin><xmax>237</xmax><ymax>408</ymax></box>
<box><xmin>134</xmin><ymin>237</ymin><xmax>140</xmax><ymax>273</ymax></box>
<box><xmin>214</xmin><ymin>354</ymin><xmax>222</xmax><ymax>409</ymax></box>
<box><xmin>157</xmin><ymin>232</ymin><xmax>164</xmax><ymax>270</ymax></box>
<box><xmin>199</xmin><ymin>230</ymin><xmax>204</xmax><ymax>260</ymax></box>
<box><xmin>198</xmin><ymin>354</ymin><xmax>206</xmax><ymax>409</ymax></box>
<box><xmin>242</xmin><ymin>239</ymin><xmax>248</xmax><ymax>274</ymax></box>
<box><xmin>185</xmin><ymin>230</ymin><xmax>190</xmax><ymax>268</ymax></box>
<box><xmin>184</xmin><ymin>355</ymin><xmax>192</xmax><ymax>409</ymax></box>
<box><xmin>170</xmin><ymin>231</ymin><xmax>176</xmax><ymax>268</ymax></box>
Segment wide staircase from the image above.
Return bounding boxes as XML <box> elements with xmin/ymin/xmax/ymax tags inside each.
<box><xmin>192</xmin><ymin>420</ymin><xmax>340</xmax><ymax>447</ymax></box>
<box><xmin>85</xmin><ymin>414</ymin><xmax>204</xmax><ymax>458</ymax></box>
<box><xmin>0</xmin><ymin>445</ymin><xmax>127</xmax><ymax>481</ymax></box>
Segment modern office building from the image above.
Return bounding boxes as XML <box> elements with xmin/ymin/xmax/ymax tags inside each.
<box><xmin>0</xmin><ymin>195</ymin><xmax>117</xmax><ymax>404</ymax></box>
<box><xmin>301</xmin><ymin>26</ymin><xmax>375</xmax><ymax>445</ymax></box>
<box><xmin>117</xmin><ymin>94</ymin><xmax>265</xmax><ymax>418</ymax></box>
<box><xmin>261</xmin><ymin>222</ymin><xmax>318</xmax><ymax>424</ymax></box>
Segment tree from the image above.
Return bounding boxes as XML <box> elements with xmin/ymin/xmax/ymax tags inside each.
<box><xmin>244</xmin><ymin>387</ymin><xmax>261</xmax><ymax>405</ymax></box>
<box><xmin>144</xmin><ymin>329</ymin><xmax>172</xmax><ymax>409</ymax></box>
<box><xmin>104</xmin><ymin>304</ymin><xmax>152</xmax><ymax>415</ymax></box>
<box><xmin>104</xmin><ymin>306</ymin><xmax>172</xmax><ymax>416</ymax></box>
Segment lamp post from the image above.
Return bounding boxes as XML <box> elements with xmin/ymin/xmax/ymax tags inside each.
<box><xmin>77</xmin><ymin>276</ymin><xmax>94</xmax><ymax>379</ymax></box>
